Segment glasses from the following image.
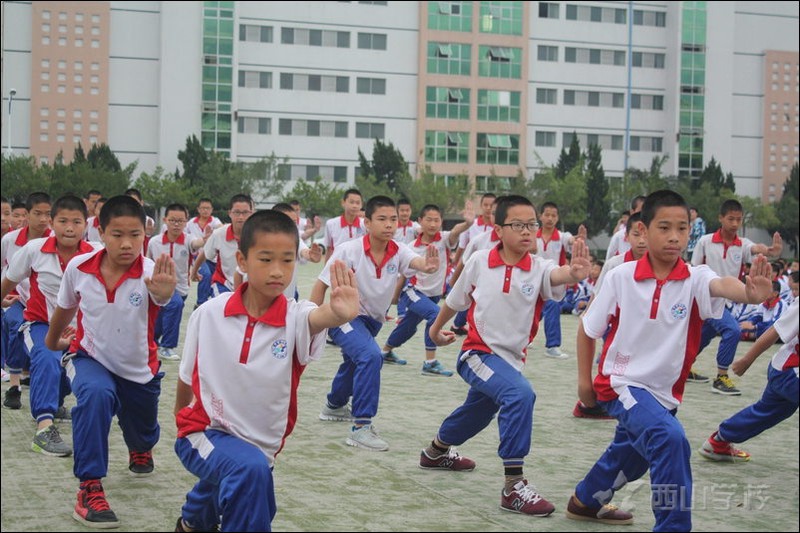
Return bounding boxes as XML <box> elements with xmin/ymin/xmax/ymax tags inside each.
<box><xmin>501</xmin><ymin>222</ymin><xmax>539</xmax><ymax>232</ymax></box>
<box><xmin>166</xmin><ymin>219</ymin><xmax>187</xmax><ymax>225</ymax></box>
<box><xmin>230</xmin><ymin>210</ymin><xmax>252</xmax><ymax>217</ymax></box>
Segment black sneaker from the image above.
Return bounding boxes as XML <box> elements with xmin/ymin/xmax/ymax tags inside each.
<box><xmin>55</xmin><ymin>405</ymin><xmax>72</xmax><ymax>421</ymax></box>
<box><xmin>129</xmin><ymin>450</ymin><xmax>154</xmax><ymax>476</ymax></box>
<box><xmin>686</xmin><ymin>369</ymin><xmax>710</xmax><ymax>383</ymax></box>
<box><xmin>450</xmin><ymin>326</ymin><xmax>468</xmax><ymax>336</ymax></box>
<box><xmin>73</xmin><ymin>479</ymin><xmax>119</xmax><ymax>528</ymax></box>
<box><xmin>175</xmin><ymin>517</ymin><xmax>220</xmax><ymax>532</ymax></box>
<box><xmin>19</xmin><ymin>375</ymin><xmax>31</xmax><ymax>387</ymax></box>
<box><xmin>3</xmin><ymin>385</ymin><xmax>22</xmax><ymax>409</ymax></box>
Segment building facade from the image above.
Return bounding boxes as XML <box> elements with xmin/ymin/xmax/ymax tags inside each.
<box><xmin>2</xmin><ymin>1</ymin><xmax>798</xmax><ymax>202</ymax></box>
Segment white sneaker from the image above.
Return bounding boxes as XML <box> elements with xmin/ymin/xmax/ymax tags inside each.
<box><xmin>319</xmin><ymin>403</ymin><xmax>353</xmax><ymax>422</ymax></box>
<box><xmin>544</xmin><ymin>347</ymin><xmax>569</xmax><ymax>359</ymax></box>
<box><xmin>158</xmin><ymin>347</ymin><xmax>181</xmax><ymax>361</ymax></box>
<box><xmin>346</xmin><ymin>424</ymin><xmax>389</xmax><ymax>451</ymax></box>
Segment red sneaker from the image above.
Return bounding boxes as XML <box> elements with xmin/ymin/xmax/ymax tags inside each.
<box><xmin>129</xmin><ymin>450</ymin><xmax>155</xmax><ymax>476</ymax></box>
<box><xmin>698</xmin><ymin>432</ymin><xmax>751</xmax><ymax>462</ymax></box>
<box><xmin>500</xmin><ymin>480</ymin><xmax>555</xmax><ymax>516</ymax></box>
<box><xmin>572</xmin><ymin>401</ymin><xmax>614</xmax><ymax>420</ymax></box>
<box><xmin>73</xmin><ymin>479</ymin><xmax>120</xmax><ymax>528</ymax></box>
<box><xmin>419</xmin><ymin>448</ymin><xmax>476</xmax><ymax>471</ymax></box>
<box><xmin>565</xmin><ymin>494</ymin><xmax>634</xmax><ymax>524</ymax></box>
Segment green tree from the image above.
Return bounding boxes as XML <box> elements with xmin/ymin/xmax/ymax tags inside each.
<box><xmin>133</xmin><ymin>166</ymin><xmax>201</xmax><ymax>214</ymax></box>
<box><xmin>86</xmin><ymin>143</ymin><xmax>122</xmax><ymax>172</ymax></box>
<box><xmin>358</xmin><ymin>139</ymin><xmax>408</xmax><ymax>193</ymax></box>
<box><xmin>525</xmin><ymin>166</ymin><xmax>587</xmax><ymax>232</ymax></box>
<box><xmin>282</xmin><ymin>178</ymin><xmax>343</xmax><ymax>218</ymax></box>
<box><xmin>771</xmin><ymin>163</ymin><xmax>799</xmax><ymax>254</ymax></box>
<box><xmin>694</xmin><ymin>157</ymin><xmax>734</xmax><ymax>194</ymax></box>
<box><xmin>0</xmin><ymin>154</ymin><xmax>47</xmax><ymax>202</ymax></box>
<box><xmin>555</xmin><ymin>133</ymin><xmax>582</xmax><ymax>179</ymax></box>
<box><xmin>584</xmin><ymin>143</ymin><xmax>609</xmax><ymax>237</ymax></box>
<box><xmin>176</xmin><ymin>135</ymin><xmax>208</xmax><ymax>186</ymax></box>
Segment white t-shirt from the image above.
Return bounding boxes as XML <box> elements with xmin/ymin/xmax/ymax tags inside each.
<box><xmin>405</xmin><ymin>231</ymin><xmax>453</xmax><ymax>297</ymax></box>
<box><xmin>324</xmin><ymin>215</ymin><xmax>366</xmax><ymax>255</ymax></box>
<box><xmin>147</xmin><ymin>232</ymin><xmax>196</xmax><ymax>297</ymax></box>
<box><xmin>771</xmin><ymin>299</ymin><xmax>798</xmax><ymax>375</ymax></box>
<box><xmin>203</xmin><ymin>224</ymin><xmax>240</xmax><ymax>290</ymax></box>
<box><xmin>1</xmin><ymin>226</ymin><xmax>54</xmax><ymax>305</ymax></box>
<box><xmin>691</xmin><ymin>230</ymin><xmax>755</xmax><ymax>279</ymax></box>
<box><xmin>394</xmin><ymin>221</ymin><xmax>421</xmax><ymax>245</ymax></box>
<box><xmin>536</xmin><ymin>227</ymin><xmax>572</xmax><ymax>266</ymax></box>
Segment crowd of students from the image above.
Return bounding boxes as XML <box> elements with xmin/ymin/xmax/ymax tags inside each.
<box><xmin>1</xmin><ymin>188</ymin><xmax>797</xmax><ymax>532</ymax></box>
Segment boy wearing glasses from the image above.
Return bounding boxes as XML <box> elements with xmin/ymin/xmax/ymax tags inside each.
<box><xmin>420</xmin><ymin>195</ymin><xmax>591</xmax><ymax>516</ymax></box>
<box><xmin>147</xmin><ymin>203</ymin><xmax>204</xmax><ymax>361</ymax></box>
<box><xmin>191</xmin><ymin>194</ymin><xmax>254</xmax><ymax>301</ymax></box>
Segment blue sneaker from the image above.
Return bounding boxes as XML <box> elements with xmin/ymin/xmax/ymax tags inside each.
<box><xmin>382</xmin><ymin>351</ymin><xmax>407</xmax><ymax>365</ymax></box>
<box><xmin>422</xmin><ymin>360</ymin><xmax>453</xmax><ymax>377</ymax></box>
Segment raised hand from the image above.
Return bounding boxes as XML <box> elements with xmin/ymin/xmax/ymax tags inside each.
<box><xmin>145</xmin><ymin>253</ymin><xmax>178</xmax><ymax>304</ymax></box>
<box><xmin>424</xmin><ymin>244</ymin><xmax>440</xmax><ymax>273</ymax></box>
<box><xmin>308</xmin><ymin>243</ymin><xmax>323</xmax><ymax>263</ymax></box>
<box><xmin>328</xmin><ymin>260</ymin><xmax>359</xmax><ymax>322</ymax></box>
<box><xmin>576</xmin><ymin>224</ymin><xmax>588</xmax><ymax>241</ymax></box>
<box><xmin>568</xmin><ymin>238</ymin><xmax>592</xmax><ymax>282</ymax></box>
<box><xmin>461</xmin><ymin>199</ymin><xmax>475</xmax><ymax>226</ymax></box>
<box><xmin>744</xmin><ymin>254</ymin><xmax>773</xmax><ymax>303</ymax></box>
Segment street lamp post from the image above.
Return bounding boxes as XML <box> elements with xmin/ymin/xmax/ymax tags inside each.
<box><xmin>6</xmin><ymin>88</ymin><xmax>16</xmax><ymax>156</ymax></box>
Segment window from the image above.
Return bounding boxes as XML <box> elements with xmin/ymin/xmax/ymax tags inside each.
<box><xmin>538</xmin><ymin>2</ymin><xmax>559</xmax><ymax>18</ymax></box>
<box><xmin>563</xmin><ymin>90</ymin><xmax>623</xmax><ymax>108</ymax></box>
<box><xmin>427</xmin><ymin>87</ymin><xmax>471</xmax><ymax>120</ymax></box>
<box><xmin>479</xmin><ymin>1</ymin><xmax>523</xmax><ymax>35</ymax></box>
<box><xmin>563</xmin><ymin>132</ymin><xmax>623</xmax><ymax>151</ymax></box>
<box><xmin>565</xmin><ymin>47</ymin><xmax>625</xmax><ymax>66</ymax></box>
<box><xmin>355</xmin><ymin>122</ymin><xmax>385</xmax><ymax>139</ymax></box>
<box><xmin>427</xmin><ymin>42</ymin><xmax>471</xmax><ymax>76</ymax></box>
<box><xmin>357</xmin><ymin>32</ymin><xmax>387</xmax><ymax>50</ymax></box>
<box><xmin>566</xmin><ymin>4</ymin><xmax>626</xmax><ymax>24</ymax></box>
<box><xmin>429</xmin><ymin>1</ymin><xmax>472</xmax><ymax>32</ymax></box>
<box><xmin>537</xmin><ymin>45</ymin><xmax>558</xmax><ymax>62</ymax></box>
<box><xmin>237</xmin><ymin>117</ymin><xmax>271</xmax><ymax>134</ymax></box>
<box><xmin>633</xmin><ymin>10</ymin><xmax>666</xmax><ymax>27</ymax></box>
<box><xmin>239</xmin><ymin>24</ymin><xmax>272</xmax><ymax>42</ymax></box>
<box><xmin>278</xmin><ymin>119</ymin><xmax>347</xmax><ymax>137</ymax></box>
<box><xmin>633</xmin><ymin>52</ymin><xmax>665</xmax><ymax>69</ymax></box>
<box><xmin>631</xmin><ymin>94</ymin><xmax>664</xmax><ymax>110</ymax></box>
<box><xmin>630</xmin><ymin>136</ymin><xmax>663</xmax><ymax>152</ymax></box>
<box><xmin>356</xmin><ymin>77</ymin><xmax>386</xmax><ymax>95</ymax></box>
<box><xmin>535</xmin><ymin>88</ymin><xmax>557</xmax><ymax>105</ymax></box>
<box><xmin>424</xmin><ymin>131</ymin><xmax>468</xmax><ymax>163</ymax></box>
<box><xmin>479</xmin><ymin>46</ymin><xmax>521</xmax><ymax>79</ymax></box>
<box><xmin>535</xmin><ymin>131</ymin><xmax>556</xmax><ymax>147</ymax></box>
<box><xmin>238</xmin><ymin>70</ymin><xmax>272</xmax><ymax>89</ymax></box>
<box><xmin>282</xmin><ymin>27</ymin><xmax>349</xmax><ymax>48</ymax></box>
<box><xmin>477</xmin><ymin>134</ymin><xmax>519</xmax><ymax>165</ymax></box>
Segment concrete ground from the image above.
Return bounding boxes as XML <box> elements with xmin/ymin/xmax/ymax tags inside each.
<box><xmin>2</xmin><ymin>261</ymin><xmax>797</xmax><ymax>531</ymax></box>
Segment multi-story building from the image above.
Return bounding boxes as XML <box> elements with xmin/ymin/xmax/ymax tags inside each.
<box><xmin>2</xmin><ymin>1</ymin><xmax>798</xmax><ymax>202</ymax></box>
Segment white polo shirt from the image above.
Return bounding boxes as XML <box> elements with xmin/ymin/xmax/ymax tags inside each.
<box><xmin>394</xmin><ymin>221</ymin><xmax>421</xmax><ymax>245</ymax></box>
<box><xmin>147</xmin><ymin>231</ymin><xmax>195</xmax><ymax>297</ymax></box>
<box><xmin>187</xmin><ymin>216</ymin><xmax>223</xmax><ymax>242</ymax></box>
<box><xmin>457</xmin><ymin>216</ymin><xmax>493</xmax><ymax>250</ymax></box>
<box><xmin>58</xmin><ymin>249</ymin><xmax>165</xmax><ymax>384</ymax></box>
<box><xmin>176</xmin><ymin>285</ymin><xmax>325</xmax><ymax>467</ymax></box>
<box><xmin>447</xmin><ymin>245</ymin><xmax>562</xmax><ymax>371</ymax></box>
<box><xmin>204</xmin><ymin>224</ymin><xmax>240</xmax><ymax>290</ymax></box>
<box><xmin>691</xmin><ymin>230</ymin><xmax>754</xmax><ymax>279</ymax></box>
<box><xmin>319</xmin><ymin>235</ymin><xmax>418</xmax><ymax>322</ymax></box>
<box><xmin>84</xmin><ymin>216</ymin><xmax>103</xmax><ymax>243</ymax></box>
<box><xmin>2</xmin><ymin>226</ymin><xmax>54</xmax><ymax>305</ymax></box>
<box><xmin>324</xmin><ymin>215</ymin><xmax>366</xmax><ymax>255</ymax></box>
<box><xmin>405</xmin><ymin>231</ymin><xmax>453</xmax><ymax>297</ymax></box>
<box><xmin>771</xmin><ymin>299</ymin><xmax>798</xmax><ymax>375</ymax></box>
<box><xmin>606</xmin><ymin>227</ymin><xmax>630</xmax><ymax>257</ymax></box>
<box><xmin>594</xmin><ymin>249</ymin><xmax>635</xmax><ymax>294</ymax></box>
<box><xmin>582</xmin><ymin>255</ymin><xmax>724</xmax><ymax>411</ymax></box>
<box><xmin>462</xmin><ymin>229</ymin><xmax>500</xmax><ymax>264</ymax></box>
<box><xmin>5</xmin><ymin>236</ymin><xmax>97</xmax><ymax>323</ymax></box>
<box><xmin>536</xmin><ymin>227</ymin><xmax>572</xmax><ymax>266</ymax></box>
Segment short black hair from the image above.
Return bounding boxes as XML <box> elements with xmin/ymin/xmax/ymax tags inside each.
<box><xmin>625</xmin><ymin>212</ymin><xmax>642</xmax><ymax>233</ymax></box>
<box><xmin>124</xmin><ymin>188</ymin><xmax>143</xmax><ymax>202</ymax></box>
<box><xmin>719</xmin><ymin>199</ymin><xmax>743</xmax><ymax>216</ymax></box>
<box><xmin>165</xmin><ymin>203</ymin><xmax>189</xmax><ymax>218</ymax></box>
<box><xmin>197</xmin><ymin>198</ymin><xmax>213</xmax><ymax>206</ymax></box>
<box><xmin>288</xmin><ymin>199</ymin><xmax>301</xmax><ymax>207</ymax></box>
<box><xmin>229</xmin><ymin>193</ymin><xmax>254</xmax><ymax>210</ymax></box>
<box><xmin>480</xmin><ymin>193</ymin><xmax>497</xmax><ymax>202</ymax></box>
<box><xmin>365</xmin><ymin>195</ymin><xmax>395</xmax><ymax>219</ymax></box>
<box><xmin>342</xmin><ymin>188</ymin><xmax>362</xmax><ymax>201</ymax></box>
<box><xmin>397</xmin><ymin>198</ymin><xmax>412</xmax><ymax>208</ymax></box>
<box><xmin>239</xmin><ymin>210</ymin><xmax>299</xmax><ymax>256</ymax></box>
<box><xmin>771</xmin><ymin>280</ymin><xmax>781</xmax><ymax>292</ymax></box>
<box><xmin>540</xmin><ymin>201</ymin><xmax>558</xmax><ymax>213</ymax></box>
<box><xmin>52</xmin><ymin>194</ymin><xmax>88</xmax><ymax>219</ymax></box>
<box><xmin>272</xmin><ymin>202</ymin><xmax>294</xmax><ymax>215</ymax></box>
<box><xmin>11</xmin><ymin>202</ymin><xmax>26</xmax><ymax>211</ymax></box>
<box><xmin>418</xmin><ymin>204</ymin><xmax>441</xmax><ymax>218</ymax></box>
<box><xmin>84</xmin><ymin>189</ymin><xmax>102</xmax><ymax>199</ymax></box>
<box><xmin>495</xmin><ymin>195</ymin><xmax>534</xmax><ymax>226</ymax></box>
<box><xmin>791</xmin><ymin>270</ymin><xmax>799</xmax><ymax>283</ymax></box>
<box><xmin>26</xmin><ymin>192</ymin><xmax>51</xmax><ymax>211</ymax></box>
<box><xmin>1</xmin><ymin>196</ymin><xmax>9</xmax><ymax>205</ymax></box>
<box><xmin>99</xmin><ymin>195</ymin><xmax>146</xmax><ymax>230</ymax></box>
<box><xmin>641</xmin><ymin>190</ymin><xmax>689</xmax><ymax>227</ymax></box>
<box><xmin>631</xmin><ymin>195</ymin><xmax>647</xmax><ymax>212</ymax></box>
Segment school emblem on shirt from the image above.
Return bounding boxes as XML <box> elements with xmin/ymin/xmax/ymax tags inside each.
<box><xmin>671</xmin><ymin>303</ymin><xmax>688</xmax><ymax>320</ymax></box>
<box><xmin>731</xmin><ymin>252</ymin><xmax>742</xmax><ymax>263</ymax></box>
<box><xmin>128</xmin><ymin>291</ymin><xmax>144</xmax><ymax>307</ymax></box>
<box><xmin>180</xmin><ymin>249</ymin><xmax>188</xmax><ymax>257</ymax></box>
<box><xmin>520</xmin><ymin>283</ymin><xmax>534</xmax><ymax>296</ymax></box>
<box><xmin>271</xmin><ymin>339</ymin><xmax>288</xmax><ymax>359</ymax></box>
<box><xmin>386</xmin><ymin>264</ymin><xmax>397</xmax><ymax>274</ymax></box>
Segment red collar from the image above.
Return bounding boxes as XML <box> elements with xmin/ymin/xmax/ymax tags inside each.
<box><xmin>487</xmin><ymin>244</ymin><xmax>532</xmax><ymax>271</ymax></box>
<box><xmin>623</xmin><ymin>249</ymin><xmax>635</xmax><ymax>262</ymax></box>
<box><xmin>340</xmin><ymin>215</ymin><xmax>361</xmax><ymax>228</ymax></box>
<box><xmin>92</xmin><ymin>217</ymin><xmax>100</xmax><ymax>228</ymax></box>
<box><xmin>161</xmin><ymin>231</ymin><xmax>186</xmax><ymax>245</ymax></box>
<box><xmin>711</xmin><ymin>229</ymin><xmax>741</xmax><ymax>247</ymax></box>
<box><xmin>536</xmin><ymin>227</ymin><xmax>560</xmax><ymax>241</ymax></box>
<box><xmin>40</xmin><ymin>236</ymin><xmax>94</xmax><ymax>255</ymax></box>
<box><xmin>224</xmin><ymin>283</ymin><xmax>287</xmax><ymax>326</ymax></box>
<box><xmin>398</xmin><ymin>220</ymin><xmax>414</xmax><ymax>228</ymax></box>
<box><xmin>14</xmin><ymin>226</ymin><xmax>53</xmax><ymax>246</ymax></box>
<box><xmin>363</xmin><ymin>234</ymin><xmax>399</xmax><ymax>269</ymax></box>
<box><xmin>763</xmin><ymin>295</ymin><xmax>781</xmax><ymax>309</ymax></box>
<box><xmin>633</xmin><ymin>253</ymin><xmax>690</xmax><ymax>281</ymax></box>
<box><xmin>490</xmin><ymin>230</ymin><xmax>500</xmax><ymax>242</ymax></box>
<box><xmin>77</xmin><ymin>248</ymin><xmax>144</xmax><ymax>279</ymax></box>
<box><xmin>413</xmin><ymin>231</ymin><xmax>442</xmax><ymax>247</ymax></box>
<box><xmin>476</xmin><ymin>215</ymin><xmax>490</xmax><ymax>227</ymax></box>
<box><xmin>225</xmin><ymin>225</ymin><xmax>238</xmax><ymax>242</ymax></box>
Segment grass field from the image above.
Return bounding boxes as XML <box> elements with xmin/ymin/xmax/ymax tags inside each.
<box><xmin>2</xmin><ymin>260</ymin><xmax>798</xmax><ymax>532</ymax></box>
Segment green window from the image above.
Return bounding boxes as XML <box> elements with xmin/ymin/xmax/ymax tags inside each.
<box><xmin>202</xmin><ymin>1</ymin><xmax>235</xmax><ymax>156</ymax></box>
<box><xmin>425</xmin><ymin>87</ymin><xmax>470</xmax><ymax>120</ymax></box>
<box><xmin>427</xmin><ymin>42</ymin><xmax>471</xmax><ymax>76</ymax></box>
<box><xmin>424</xmin><ymin>131</ymin><xmax>469</xmax><ymax>163</ymax></box>
<box><xmin>479</xmin><ymin>2</ymin><xmax>523</xmax><ymax>35</ymax></box>
<box><xmin>478</xmin><ymin>46</ymin><xmax>522</xmax><ymax>79</ymax></box>
<box><xmin>477</xmin><ymin>90</ymin><xmax>520</xmax><ymax>122</ymax></box>
<box><xmin>428</xmin><ymin>2</ymin><xmax>473</xmax><ymax>32</ymax></box>
<box><xmin>476</xmin><ymin>133</ymin><xmax>519</xmax><ymax>165</ymax></box>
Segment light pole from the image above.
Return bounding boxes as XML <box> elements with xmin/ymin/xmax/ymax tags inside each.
<box><xmin>6</xmin><ymin>88</ymin><xmax>16</xmax><ymax>156</ymax></box>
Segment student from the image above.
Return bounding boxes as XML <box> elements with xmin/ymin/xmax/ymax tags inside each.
<box><xmin>536</xmin><ymin>201</ymin><xmax>586</xmax><ymax>359</ymax></box>
<box><xmin>185</xmin><ymin>198</ymin><xmax>222</xmax><ymax>308</ymax></box>
<box><xmin>686</xmin><ymin>206</ymin><xmax>706</xmax><ymax>260</ymax></box>
<box><xmin>691</xmin><ymin>199</ymin><xmax>783</xmax><ymax>394</ymax></box>
<box><xmin>312</xmin><ymin>196</ymin><xmax>439</xmax><ymax>451</ymax></box>
<box><xmin>380</xmin><ymin>204</ymin><xmax>472</xmax><ymax>375</ymax></box>
<box><xmin>2</xmin><ymin>192</ymin><xmax>53</xmax><ymax>410</ymax></box>
<box><xmin>738</xmin><ymin>280</ymin><xmax>789</xmax><ymax>341</ymax></box>
<box><xmin>45</xmin><ymin>195</ymin><xmax>177</xmax><ymax>528</ymax></box>
<box><xmin>567</xmin><ymin>190</ymin><xmax>774</xmax><ymax>531</ymax></box>
<box><xmin>269</xmin><ymin>203</ymin><xmax>323</xmax><ymax>300</ymax></box>
<box><xmin>1</xmin><ymin>196</ymin><xmax>11</xmax><ymax>238</ymax></box>
<box><xmin>606</xmin><ymin>196</ymin><xmax>646</xmax><ymax>258</ymax></box>
<box><xmin>84</xmin><ymin>197</ymin><xmax>107</xmax><ymax>244</ymax></box>
<box><xmin>450</xmin><ymin>194</ymin><xmax>496</xmax><ymax>336</ymax></box>
<box><xmin>147</xmin><ymin>203</ymin><xmax>204</xmax><ymax>361</ymax></box>
<box><xmin>289</xmin><ymin>199</ymin><xmax>321</xmax><ymax>243</ymax></box>
<box><xmin>1</xmin><ymin>195</ymin><xmax>96</xmax><ymax>456</ymax></box>
<box><xmin>10</xmin><ymin>201</ymin><xmax>28</xmax><ymax>230</ymax></box>
<box><xmin>83</xmin><ymin>190</ymin><xmax>103</xmax><ymax>219</ymax></box>
<box><xmin>124</xmin><ymin>188</ymin><xmax>156</xmax><ymax>238</ymax></box>
<box><xmin>698</xmin><ymin>298</ymin><xmax>798</xmax><ymax>463</ymax></box>
<box><xmin>391</xmin><ymin>198</ymin><xmax>422</xmax><ymax>322</ymax></box>
<box><xmin>419</xmin><ymin>195</ymin><xmax>591</xmax><ymax>517</ymax></box>
<box><xmin>173</xmin><ymin>210</ymin><xmax>359</xmax><ymax>532</ymax></box>
<box><xmin>323</xmin><ymin>188</ymin><xmax>365</xmax><ymax>263</ymax></box>
<box><xmin>191</xmin><ymin>194</ymin><xmax>254</xmax><ymax>300</ymax></box>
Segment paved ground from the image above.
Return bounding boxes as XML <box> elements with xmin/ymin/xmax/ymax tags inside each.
<box><xmin>2</xmin><ymin>261</ymin><xmax>798</xmax><ymax>531</ymax></box>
